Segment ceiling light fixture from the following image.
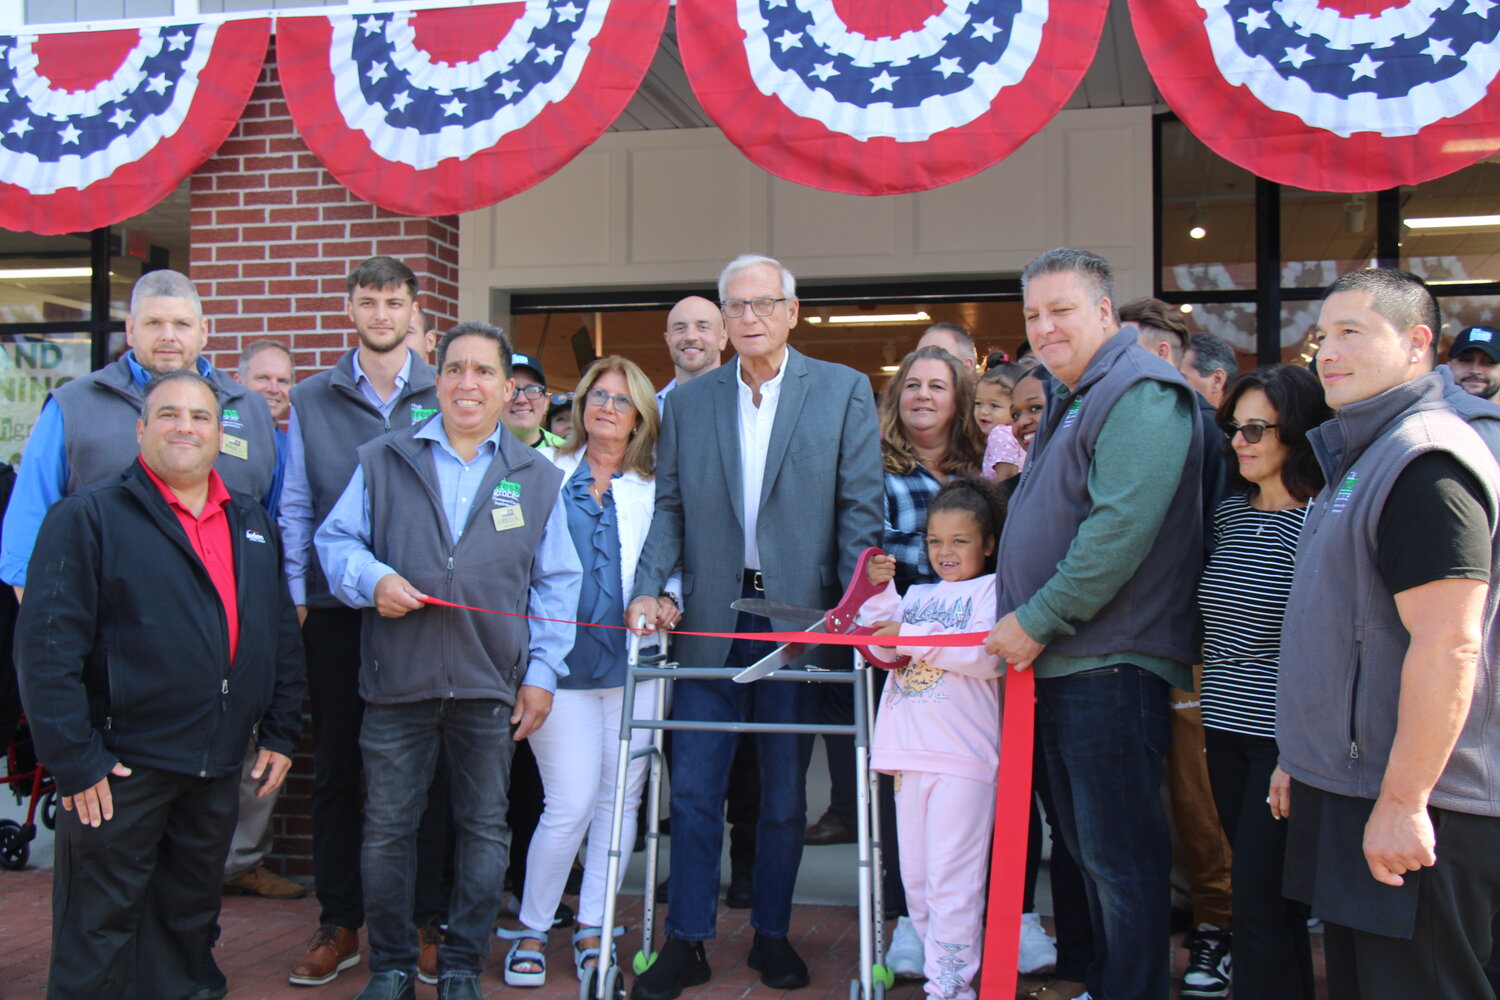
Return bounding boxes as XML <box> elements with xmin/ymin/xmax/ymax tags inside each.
<box><xmin>823</xmin><ymin>311</ymin><xmax>932</xmax><ymax>326</ymax></box>
<box><xmin>1189</xmin><ymin>203</ymin><xmax>1207</xmax><ymax>240</ymax></box>
<box><xmin>0</xmin><ymin>266</ymin><xmax>94</xmax><ymax>280</ymax></box>
<box><xmin>1404</xmin><ymin>214</ymin><xmax>1500</xmax><ymax>229</ymax></box>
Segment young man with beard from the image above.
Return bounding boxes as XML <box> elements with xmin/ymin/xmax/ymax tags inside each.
<box><xmin>279</xmin><ymin>257</ymin><xmax>441</xmax><ymax>986</ymax></box>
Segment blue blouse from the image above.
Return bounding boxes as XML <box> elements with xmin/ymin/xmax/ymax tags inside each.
<box><xmin>561</xmin><ymin>458</ymin><xmax>628</xmax><ymax>690</ymax></box>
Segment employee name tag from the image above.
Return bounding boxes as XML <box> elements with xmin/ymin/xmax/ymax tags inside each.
<box><xmin>492</xmin><ymin>506</ymin><xmax>525</xmax><ymax>531</ymax></box>
<box><xmin>220</xmin><ymin>435</ymin><xmax>249</xmax><ymax>460</ymax></box>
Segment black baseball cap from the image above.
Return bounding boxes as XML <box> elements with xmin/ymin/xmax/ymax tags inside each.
<box><xmin>1450</xmin><ymin>326</ymin><xmax>1500</xmax><ymax>363</ymax></box>
<box><xmin>510</xmin><ymin>352</ymin><xmax>546</xmax><ymax>383</ymax></box>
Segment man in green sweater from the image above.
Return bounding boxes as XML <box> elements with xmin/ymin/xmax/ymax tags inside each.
<box><xmin>987</xmin><ymin>248</ymin><xmax>1203</xmax><ymax>1000</ymax></box>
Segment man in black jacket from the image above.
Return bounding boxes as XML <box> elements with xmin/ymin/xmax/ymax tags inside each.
<box><xmin>17</xmin><ymin>371</ymin><xmax>305</xmax><ymax>1000</ymax></box>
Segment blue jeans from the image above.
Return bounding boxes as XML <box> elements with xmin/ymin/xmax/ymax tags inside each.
<box><xmin>666</xmin><ymin>616</ymin><xmax>816</xmax><ymax>940</ymax></box>
<box><xmin>1036</xmin><ymin>664</ymin><xmax>1172</xmax><ymax>1000</ymax></box>
<box><xmin>360</xmin><ymin>699</ymin><xmax>516</xmax><ymax>975</ymax></box>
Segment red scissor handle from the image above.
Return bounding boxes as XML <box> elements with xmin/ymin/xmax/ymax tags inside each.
<box><xmin>827</xmin><ymin>547</ymin><xmax>909</xmax><ymax>671</ymax></box>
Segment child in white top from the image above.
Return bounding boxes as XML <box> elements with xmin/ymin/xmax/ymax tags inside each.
<box><xmin>859</xmin><ymin>477</ymin><xmax>1005</xmax><ymax>1000</ymax></box>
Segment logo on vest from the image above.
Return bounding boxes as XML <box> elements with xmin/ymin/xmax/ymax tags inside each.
<box><xmin>221</xmin><ymin>407</ymin><xmax>242</xmax><ymax>431</ymax></box>
<box><xmin>244</xmin><ymin>529</ymin><xmax>267</xmax><ymax>544</ymax></box>
<box><xmin>492</xmin><ymin>480</ymin><xmax>521</xmax><ymax>508</ymax></box>
<box><xmin>1061</xmin><ymin>397</ymin><xmax>1084</xmax><ymax>430</ymax></box>
<box><xmin>410</xmin><ymin>404</ymin><xmax>438</xmax><ymax>423</ymax></box>
<box><xmin>1330</xmin><ymin>471</ymin><xmax>1360</xmax><ymax>514</ymax></box>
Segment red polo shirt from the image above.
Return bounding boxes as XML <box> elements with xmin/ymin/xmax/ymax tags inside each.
<box><xmin>141</xmin><ymin>462</ymin><xmax>239</xmax><ymax>662</ymax></box>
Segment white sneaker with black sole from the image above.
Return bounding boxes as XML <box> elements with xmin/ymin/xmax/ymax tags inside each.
<box><xmin>886</xmin><ymin>916</ymin><xmax>925</xmax><ymax>980</ymax></box>
<box><xmin>1017</xmin><ymin>912</ymin><xmax>1058</xmax><ymax>975</ymax></box>
<box><xmin>1180</xmin><ymin>923</ymin><xmax>1231</xmax><ymax>999</ymax></box>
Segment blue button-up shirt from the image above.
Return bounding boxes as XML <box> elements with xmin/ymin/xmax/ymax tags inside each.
<box><xmin>279</xmin><ymin>350</ymin><xmax>413</xmax><ymax>604</ymax></box>
<box><xmin>0</xmin><ymin>352</ymin><xmax>221</xmax><ymax>588</ymax></box>
<box><xmin>313</xmin><ymin>416</ymin><xmax>580</xmax><ymax>693</ymax></box>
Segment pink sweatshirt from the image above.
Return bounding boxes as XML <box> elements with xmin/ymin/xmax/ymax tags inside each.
<box><xmin>858</xmin><ymin>575</ymin><xmax>1003</xmax><ymax>786</ymax></box>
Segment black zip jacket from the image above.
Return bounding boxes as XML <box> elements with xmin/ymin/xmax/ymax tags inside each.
<box><xmin>17</xmin><ymin>460</ymin><xmax>305</xmax><ymax>796</ymax></box>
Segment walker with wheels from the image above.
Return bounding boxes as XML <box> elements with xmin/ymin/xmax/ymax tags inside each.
<box><xmin>586</xmin><ymin>624</ymin><xmax>892</xmax><ymax>1000</ymax></box>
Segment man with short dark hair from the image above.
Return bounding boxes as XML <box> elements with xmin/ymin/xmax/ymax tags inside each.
<box><xmin>317</xmin><ymin>323</ymin><xmax>581</xmax><ymax>1000</ymax></box>
<box><xmin>1120</xmin><ymin>297</ymin><xmax>1189</xmax><ymax>367</ymax></box>
<box><xmin>987</xmin><ymin>248</ymin><xmax>1203</xmax><ymax>1000</ymax></box>
<box><xmin>1181</xmin><ymin>333</ymin><xmax>1239</xmax><ymax>410</ymax></box>
<box><xmin>918</xmin><ymin>321</ymin><xmax>978</xmax><ymax>372</ymax></box>
<box><xmin>0</xmin><ymin>269</ymin><xmax>278</xmax><ymax>597</ymax></box>
<box><xmin>19</xmin><ymin>370</ymin><xmax>304</xmax><ymax>1000</ymax></box>
<box><xmin>280</xmin><ymin>255</ymin><xmax>440</xmax><ymax>986</ymax></box>
<box><xmin>1277</xmin><ymin>268</ymin><xmax>1500</xmax><ymax>998</ymax></box>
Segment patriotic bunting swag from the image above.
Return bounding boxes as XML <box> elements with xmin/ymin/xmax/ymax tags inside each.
<box><xmin>0</xmin><ymin>19</ymin><xmax>269</xmax><ymax>235</ymax></box>
<box><xmin>677</xmin><ymin>0</ymin><xmax>1109</xmax><ymax>196</ymax></box>
<box><xmin>1133</xmin><ymin>0</ymin><xmax>1500</xmax><ymax>192</ymax></box>
<box><xmin>277</xmin><ymin>1</ymin><xmax>668</xmax><ymax>217</ymax></box>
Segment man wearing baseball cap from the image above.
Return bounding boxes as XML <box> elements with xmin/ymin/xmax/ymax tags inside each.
<box><xmin>503</xmin><ymin>353</ymin><xmax>565</xmax><ymax>450</ymax></box>
<box><xmin>1448</xmin><ymin>325</ymin><xmax>1500</xmax><ymax>400</ymax></box>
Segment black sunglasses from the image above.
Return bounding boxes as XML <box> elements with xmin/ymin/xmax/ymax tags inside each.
<box><xmin>1222</xmin><ymin>422</ymin><xmax>1279</xmax><ymax>444</ymax></box>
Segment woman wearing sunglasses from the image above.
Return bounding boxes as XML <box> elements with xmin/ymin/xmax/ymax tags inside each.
<box><xmin>1196</xmin><ymin>364</ymin><xmax>1330</xmax><ymax>1000</ymax></box>
<box><xmin>502</xmin><ymin>356</ymin><xmax>677</xmax><ymax>987</ymax></box>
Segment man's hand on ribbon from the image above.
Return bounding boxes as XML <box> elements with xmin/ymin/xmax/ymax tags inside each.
<box><xmin>984</xmin><ymin>612</ymin><xmax>1044</xmax><ymax>671</ymax></box>
<box><xmin>374</xmin><ymin>573</ymin><xmax>427</xmax><ymax>618</ymax></box>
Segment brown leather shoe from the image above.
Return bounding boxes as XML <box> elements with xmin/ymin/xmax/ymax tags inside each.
<box><xmin>224</xmin><ymin>865</ymin><xmax>308</xmax><ymax>900</ymax></box>
<box><xmin>418</xmin><ymin>925</ymin><xmax>443</xmax><ymax>986</ymax></box>
<box><xmin>804</xmin><ymin>808</ymin><xmax>856</xmax><ymax>846</ymax></box>
<box><xmin>288</xmin><ymin>925</ymin><xmax>360</xmax><ymax>986</ymax></box>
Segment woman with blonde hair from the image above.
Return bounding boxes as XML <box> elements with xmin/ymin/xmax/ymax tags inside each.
<box><xmin>502</xmin><ymin>356</ymin><xmax>678</xmax><ymax>987</ymax></box>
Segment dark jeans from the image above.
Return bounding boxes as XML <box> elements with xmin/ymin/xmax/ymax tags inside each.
<box><xmin>303</xmin><ymin>605</ymin><xmax>365</xmax><ymax>930</ymax></box>
<box><xmin>1037</xmin><ymin>664</ymin><xmax>1172</xmax><ymax>1000</ymax></box>
<box><xmin>50</xmin><ymin>767</ymin><xmax>238</xmax><ymax>1000</ymax></box>
<box><xmin>1204</xmin><ymin>727</ymin><xmax>1312</xmax><ymax>1000</ymax></box>
<box><xmin>1030</xmin><ymin>723</ymin><xmax>1093</xmax><ymax>983</ymax></box>
<box><xmin>413</xmin><ymin>748</ymin><xmax>455</xmax><ymax>928</ymax></box>
<box><xmin>1320</xmin><ymin>805</ymin><xmax>1500</xmax><ymax>1000</ymax></box>
<box><xmin>361</xmin><ymin>698</ymin><xmax>516</xmax><ymax>975</ymax></box>
<box><xmin>666</xmin><ymin>605</ymin><xmax>816</xmax><ymax>941</ymax></box>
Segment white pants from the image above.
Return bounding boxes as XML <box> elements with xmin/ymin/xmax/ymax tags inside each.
<box><xmin>520</xmin><ymin>680</ymin><xmax>661</xmax><ymax>933</ymax></box>
<box><xmin>893</xmin><ymin>770</ymin><xmax>996</xmax><ymax>1000</ymax></box>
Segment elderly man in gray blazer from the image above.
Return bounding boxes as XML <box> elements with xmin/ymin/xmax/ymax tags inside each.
<box><xmin>627</xmin><ymin>254</ymin><xmax>882</xmax><ymax>998</ymax></box>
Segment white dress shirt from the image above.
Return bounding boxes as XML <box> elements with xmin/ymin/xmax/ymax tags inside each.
<box><xmin>736</xmin><ymin>354</ymin><xmax>786</xmax><ymax>571</ymax></box>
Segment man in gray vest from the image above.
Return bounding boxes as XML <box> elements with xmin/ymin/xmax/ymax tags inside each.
<box><xmin>280</xmin><ymin>256</ymin><xmax>440</xmax><ymax>986</ymax></box>
<box><xmin>986</xmin><ymin>248</ymin><xmax>1204</xmax><ymax>1000</ymax></box>
<box><xmin>0</xmin><ymin>269</ymin><xmax>277</xmax><ymax>597</ymax></box>
<box><xmin>1275</xmin><ymin>268</ymin><xmax>1500</xmax><ymax>998</ymax></box>
<box><xmin>315</xmin><ymin>322</ymin><xmax>581</xmax><ymax>1000</ymax></box>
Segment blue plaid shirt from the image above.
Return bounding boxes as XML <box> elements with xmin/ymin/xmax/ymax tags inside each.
<box><xmin>883</xmin><ymin>465</ymin><xmax>942</xmax><ymax>593</ymax></box>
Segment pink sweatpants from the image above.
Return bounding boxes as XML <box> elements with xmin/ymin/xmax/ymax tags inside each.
<box><xmin>893</xmin><ymin>770</ymin><xmax>997</xmax><ymax>1000</ymax></box>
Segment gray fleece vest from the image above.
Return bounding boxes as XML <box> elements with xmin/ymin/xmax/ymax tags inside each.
<box><xmin>50</xmin><ymin>356</ymin><xmax>276</xmax><ymax>502</ymax></box>
<box><xmin>289</xmin><ymin>348</ymin><xmax>438</xmax><ymax>607</ymax></box>
<box><xmin>997</xmin><ymin>327</ymin><xmax>1204</xmax><ymax>665</ymax></box>
<box><xmin>1278</xmin><ymin>373</ymin><xmax>1500</xmax><ymax>815</ymax></box>
<box><xmin>356</xmin><ymin>420</ymin><xmax>562</xmax><ymax>706</ymax></box>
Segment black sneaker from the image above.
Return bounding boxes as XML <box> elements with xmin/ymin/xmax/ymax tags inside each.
<box><xmin>1180</xmin><ymin>925</ymin><xmax>1231</xmax><ymax>999</ymax></box>
<box><xmin>746</xmin><ymin>932</ymin><xmax>809</xmax><ymax>990</ymax></box>
<box><xmin>630</xmin><ymin>936</ymin><xmax>711</xmax><ymax>1000</ymax></box>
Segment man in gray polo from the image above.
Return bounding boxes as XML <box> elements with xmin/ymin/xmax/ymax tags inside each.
<box><xmin>986</xmin><ymin>248</ymin><xmax>1203</xmax><ymax>1000</ymax></box>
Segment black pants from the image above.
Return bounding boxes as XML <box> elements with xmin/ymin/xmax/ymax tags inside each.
<box><xmin>412</xmin><ymin>748</ymin><xmax>455</xmax><ymax>927</ymax></box>
<box><xmin>505</xmin><ymin>737</ymin><xmax>543</xmax><ymax>896</ymax></box>
<box><xmin>1321</xmin><ymin>806</ymin><xmax>1500</xmax><ymax>1000</ymax></box>
<box><xmin>304</xmin><ymin>606</ymin><xmax>367</xmax><ymax>930</ymax></box>
<box><xmin>1204</xmin><ymin>727</ymin><xmax>1313</xmax><ymax>1000</ymax></box>
<box><xmin>50</xmin><ymin>767</ymin><xmax>238</xmax><ymax>1000</ymax></box>
<box><xmin>726</xmin><ymin>734</ymin><xmax>759</xmax><ymax>875</ymax></box>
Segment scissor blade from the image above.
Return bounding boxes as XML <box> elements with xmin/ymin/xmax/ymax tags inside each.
<box><xmin>730</xmin><ymin>597</ymin><xmax>825</xmax><ymax>627</ymax></box>
<box><xmin>732</xmin><ymin>621</ymin><xmax>826</xmax><ymax>684</ymax></box>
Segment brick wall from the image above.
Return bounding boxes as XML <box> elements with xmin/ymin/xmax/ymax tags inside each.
<box><xmin>189</xmin><ymin>41</ymin><xmax>460</xmax><ymax>878</ymax></box>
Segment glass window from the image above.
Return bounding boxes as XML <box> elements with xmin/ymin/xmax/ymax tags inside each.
<box><xmin>1280</xmin><ymin>187</ymin><xmax>1377</xmax><ymax>288</ymax></box>
<box><xmin>1436</xmin><ymin>294</ymin><xmax>1500</xmax><ymax>355</ymax></box>
<box><xmin>0</xmin><ymin>332</ymin><xmax>93</xmax><ymax>462</ymax></box>
<box><xmin>0</xmin><ymin>232</ymin><xmax>94</xmax><ymax>325</ymax></box>
<box><xmin>1159</xmin><ymin>121</ymin><xmax>1258</xmax><ymax>293</ymax></box>
<box><xmin>1281</xmin><ymin>301</ymin><xmax>1326</xmax><ymax>367</ymax></box>
<box><xmin>1401</xmin><ymin>157</ymin><xmax>1500</xmax><ymax>285</ymax></box>
<box><xmin>1176</xmin><ymin>301</ymin><xmax>1257</xmax><ymax>374</ymax></box>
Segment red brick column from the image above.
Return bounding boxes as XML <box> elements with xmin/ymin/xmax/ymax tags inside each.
<box><xmin>188</xmin><ymin>41</ymin><xmax>460</xmax><ymax>878</ymax></box>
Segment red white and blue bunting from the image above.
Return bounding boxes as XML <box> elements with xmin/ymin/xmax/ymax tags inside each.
<box><xmin>676</xmin><ymin>0</ymin><xmax>1109</xmax><ymax>195</ymax></box>
<box><xmin>276</xmin><ymin>1</ymin><xmax>668</xmax><ymax>217</ymax></box>
<box><xmin>1132</xmin><ymin>0</ymin><xmax>1500</xmax><ymax>192</ymax></box>
<box><xmin>0</xmin><ymin>19</ymin><xmax>269</xmax><ymax>235</ymax></box>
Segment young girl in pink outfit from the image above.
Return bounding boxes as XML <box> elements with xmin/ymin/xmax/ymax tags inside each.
<box><xmin>974</xmin><ymin>364</ymin><xmax>1026</xmax><ymax>481</ymax></box>
<box><xmin>859</xmin><ymin>477</ymin><xmax>1006</xmax><ymax>1000</ymax></box>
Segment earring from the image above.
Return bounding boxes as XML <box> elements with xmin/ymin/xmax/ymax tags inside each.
<box><xmin>1410</xmin><ymin>354</ymin><xmax>1419</xmax><ymax>363</ymax></box>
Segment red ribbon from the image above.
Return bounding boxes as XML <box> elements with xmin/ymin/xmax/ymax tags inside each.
<box><xmin>421</xmin><ymin>594</ymin><xmax>1034</xmax><ymax>995</ymax></box>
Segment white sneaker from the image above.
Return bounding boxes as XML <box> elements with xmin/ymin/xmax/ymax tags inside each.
<box><xmin>886</xmin><ymin>916</ymin><xmax>925</xmax><ymax>980</ymax></box>
<box><xmin>1017</xmin><ymin>912</ymin><xmax>1058</xmax><ymax>975</ymax></box>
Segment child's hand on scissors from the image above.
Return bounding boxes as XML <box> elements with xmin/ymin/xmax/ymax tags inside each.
<box><xmin>866</xmin><ymin>553</ymin><xmax>896</xmax><ymax>587</ymax></box>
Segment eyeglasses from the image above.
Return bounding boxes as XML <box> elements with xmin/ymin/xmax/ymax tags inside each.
<box><xmin>586</xmin><ymin>388</ymin><xmax>636</xmax><ymax>413</ymax></box>
<box><xmin>1222</xmin><ymin>422</ymin><xmax>1279</xmax><ymax>444</ymax></box>
<box><xmin>514</xmin><ymin>384</ymin><xmax>548</xmax><ymax>399</ymax></box>
<box><xmin>721</xmin><ymin>297</ymin><xmax>787</xmax><ymax>318</ymax></box>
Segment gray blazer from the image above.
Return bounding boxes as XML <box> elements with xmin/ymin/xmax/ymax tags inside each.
<box><xmin>634</xmin><ymin>347</ymin><xmax>883</xmax><ymax>669</ymax></box>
